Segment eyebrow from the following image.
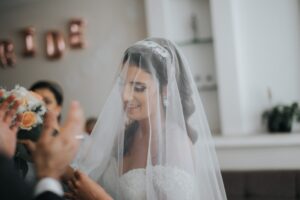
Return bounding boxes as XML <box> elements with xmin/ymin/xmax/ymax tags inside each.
<box><xmin>129</xmin><ymin>81</ymin><xmax>146</xmax><ymax>86</ymax></box>
<box><xmin>43</xmin><ymin>97</ymin><xmax>53</xmax><ymax>102</ymax></box>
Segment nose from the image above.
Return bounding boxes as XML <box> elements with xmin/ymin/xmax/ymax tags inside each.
<box><xmin>122</xmin><ymin>85</ymin><xmax>133</xmax><ymax>102</ymax></box>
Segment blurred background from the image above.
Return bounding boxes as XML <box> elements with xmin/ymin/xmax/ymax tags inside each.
<box><xmin>0</xmin><ymin>0</ymin><xmax>300</xmax><ymax>172</ymax></box>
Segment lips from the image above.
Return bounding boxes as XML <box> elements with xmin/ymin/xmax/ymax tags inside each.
<box><xmin>124</xmin><ymin>103</ymin><xmax>140</xmax><ymax>111</ymax></box>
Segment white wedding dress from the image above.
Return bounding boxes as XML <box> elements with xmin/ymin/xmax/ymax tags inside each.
<box><xmin>99</xmin><ymin>159</ymin><xmax>196</xmax><ymax>200</ymax></box>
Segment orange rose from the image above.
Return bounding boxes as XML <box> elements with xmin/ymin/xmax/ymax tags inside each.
<box><xmin>20</xmin><ymin>111</ymin><xmax>37</xmax><ymax>130</ymax></box>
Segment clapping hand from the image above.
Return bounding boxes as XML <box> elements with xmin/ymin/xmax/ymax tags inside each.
<box><xmin>0</xmin><ymin>91</ymin><xmax>21</xmax><ymax>158</ymax></box>
<box><xmin>24</xmin><ymin>101</ymin><xmax>85</xmax><ymax>180</ymax></box>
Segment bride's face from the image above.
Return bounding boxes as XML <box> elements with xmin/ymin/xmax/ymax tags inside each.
<box><xmin>122</xmin><ymin>66</ymin><xmax>159</xmax><ymax>121</ymax></box>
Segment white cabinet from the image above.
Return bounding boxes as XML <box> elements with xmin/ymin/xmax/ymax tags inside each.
<box><xmin>145</xmin><ymin>0</ymin><xmax>221</xmax><ymax>133</ymax></box>
<box><xmin>144</xmin><ymin>0</ymin><xmax>300</xmax><ymax>136</ymax></box>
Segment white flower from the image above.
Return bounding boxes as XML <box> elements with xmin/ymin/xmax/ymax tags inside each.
<box><xmin>37</xmin><ymin>105</ymin><xmax>47</xmax><ymax>115</ymax></box>
<box><xmin>17</xmin><ymin>106</ymin><xmax>26</xmax><ymax>114</ymax></box>
<box><xmin>0</xmin><ymin>88</ymin><xmax>9</xmax><ymax>98</ymax></box>
<box><xmin>10</xmin><ymin>85</ymin><xmax>28</xmax><ymax>99</ymax></box>
<box><xmin>3</xmin><ymin>85</ymin><xmax>47</xmax><ymax>130</ymax></box>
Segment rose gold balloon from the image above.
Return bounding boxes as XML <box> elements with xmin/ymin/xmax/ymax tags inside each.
<box><xmin>5</xmin><ymin>40</ymin><xmax>16</xmax><ymax>67</ymax></box>
<box><xmin>0</xmin><ymin>40</ymin><xmax>16</xmax><ymax>68</ymax></box>
<box><xmin>69</xmin><ymin>19</ymin><xmax>85</xmax><ymax>49</ymax></box>
<box><xmin>45</xmin><ymin>31</ymin><xmax>65</xmax><ymax>59</ymax></box>
<box><xmin>23</xmin><ymin>26</ymin><xmax>36</xmax><ymax>57</ymax></box>
<box><xmin>0</xmin><ymin>42</ymin><xmax>6</xmax><ymax>68</ymax></box>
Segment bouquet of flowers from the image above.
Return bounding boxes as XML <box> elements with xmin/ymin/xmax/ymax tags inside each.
<box><xmin>0</xmin><ymin>85</ymin><xmax>47</xmax><ymax>162</ymax></box>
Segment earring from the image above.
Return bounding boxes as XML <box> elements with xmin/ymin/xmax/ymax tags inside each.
<box><xmin>163</xmin><ymin>96</ymin><xmax>168</xmax><ymax>107</ymax></box>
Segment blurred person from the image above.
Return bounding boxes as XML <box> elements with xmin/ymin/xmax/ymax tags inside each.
<box><xmin>30</xmin><ymin>80</ymin><xmax>64</xmax><ymax>127</ymax></box>
<box><xmin>0</xmin><ymin>90</ymin><xmax>85</xmax><ymax>200</ymax></box>
<box><xmin>15</xmin><ymin>80</ymin><xmax>64</xmax><ymax>181</ymax></box>
<box><xmin>85</xmin><ymin>117</ymin><xmax>97</xmax><ymax>135</ymax></box>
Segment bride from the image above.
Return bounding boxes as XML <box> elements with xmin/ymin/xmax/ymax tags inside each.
<box><xmin>66</xmin><ymin>38</ymin><xmax>227</xmax><ymax>200</ymax></box>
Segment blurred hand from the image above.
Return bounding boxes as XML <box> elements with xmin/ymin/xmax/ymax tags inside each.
<box><xmin>0</xmin><ymin>91</ymin><xmax>21</xmax><ymax>158</ymax></box>
<box><xmin>25</xmin><ymin>101</ymin><xmax>84</xmax><ymax>180</ymax></box>
<box><xmin>65</xmin><ymin>170</ymin><xmax>113</xmax><ymax>200</ymax></box>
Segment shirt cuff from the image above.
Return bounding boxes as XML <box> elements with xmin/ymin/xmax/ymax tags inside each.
<box><xmin>34</xmin><ymin>177</ymin><xmax>63</xmax><ymax>197</ymax></box>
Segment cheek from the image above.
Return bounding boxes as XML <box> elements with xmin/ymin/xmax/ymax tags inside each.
<box><xmin>46</xmin><ymin>104</ymin><xmax>60</xmax><ymax>114</ymax></box>
<box><xmin>127</xmin><ymin>94</ymin><xmax>149</xmax><ymax>119</ymax></box>
<box><xmin>139</xmin><ymin>91</ymin><xmax>158</xmax><ymax>116</ymax></box>
<box><xmin>46</xmin><ymin>103</ymin><xmax>55</xmax><ymax>111</ymax></box>
<box><xmin>140</xmin><ymin>96</ymin><xmax>150</xmax><ymax>115</ymax></box>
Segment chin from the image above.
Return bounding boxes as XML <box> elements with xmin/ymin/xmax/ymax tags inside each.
<box><xmin>127</xmin><ymin>114</ymin><xmax>140</xmax><ymax>121</ymax></box>
<box><xmin>127</xmin><ymin>113</ymin><xmax>147</xmax><ymax>121</ymax></box>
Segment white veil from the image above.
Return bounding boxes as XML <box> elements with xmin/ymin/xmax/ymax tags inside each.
<box><xmin>74</xmin><ymin>38</ymin><xmax>227</xmax><ymax>200</ymax></box>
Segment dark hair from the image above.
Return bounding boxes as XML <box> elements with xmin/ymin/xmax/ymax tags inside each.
<box><xmin>30</xmin><ymin>80</ymin><xmax>64</xmax><ymax>121</ymax></box>
<box><xmin>30</xmin><ymin>80</ymin><xmax>63</xmax><ymax>106</ymax></box>
<box><xmin>85</xmin><ymin>117</ymin><xmax>97</xmax><ymax>134</ymax></box>
<box><xmin>122</xmin><ymin>38</ymin><xmax>197</xmax><ymax>156</ymax></box>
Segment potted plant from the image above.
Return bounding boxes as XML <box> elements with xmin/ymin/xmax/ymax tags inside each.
<box><xmin>262</xmin><ymin>102</ymin><xmax>300</xmax><ymax>133</ymax></box>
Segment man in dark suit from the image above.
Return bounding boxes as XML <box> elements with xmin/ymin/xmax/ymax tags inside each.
<box><xmin>0</xmin><ymin>91</ymin><xmax>84</xmax><ymax>200</ymax></box>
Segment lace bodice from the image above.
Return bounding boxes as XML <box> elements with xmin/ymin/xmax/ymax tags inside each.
<box><xmin>119</xmin><ymin>165</ymin><xmax>195</xmax><ymax>200</ymax></box>
<box><xmin>102</xmin><ymin>159</ymin><xmax>195</xmax><ymax>200</ymax></box>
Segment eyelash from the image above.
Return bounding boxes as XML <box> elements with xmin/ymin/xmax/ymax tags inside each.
<box><xmin>134</xmin><ymin>85</ymin><xmax>146</xmax><ymax>92</ymax></box>
<box><xmin>119</xmin><ymin>78</ymin><xmax>147</xmax><ymax>93</ymax></box>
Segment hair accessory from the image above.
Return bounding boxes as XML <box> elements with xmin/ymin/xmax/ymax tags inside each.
<box><xmin>136</xmin><ymin>40</ymin><xmax>170</xmax><ymax>58</ymax></box>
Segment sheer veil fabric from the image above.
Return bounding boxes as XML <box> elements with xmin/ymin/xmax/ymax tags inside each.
<box><xmin>74</xmin><ymin>38</ymin><xmax>227</xmax><ymax>200</ymax></box>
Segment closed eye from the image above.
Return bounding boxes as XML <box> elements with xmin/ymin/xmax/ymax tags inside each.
<box><xmin>134</xmin><ymin>84</ymin><xmax>146</xmax><ymax>92</ymax></box>
<box><xmin>130</xmin><ymin>82</ymin><xmax>146</xmax><ymax>92</ymax></box>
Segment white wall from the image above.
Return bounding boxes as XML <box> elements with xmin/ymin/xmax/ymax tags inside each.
<box><xmin>0</xmin><ymin>0</ymin><xmax>147</xmax><ymax>121</ymax></box>
<box><xmin>210</xmin><ymin>0</ymin><xmax>245</xmax><ymax>135</ymax></box>
<box><xmin>233</xmin><ymin>0</ymin><xmax>300</xmax><ymax>133</ymax></box>
<box><xmin>211</xmin><ymin>0</ymin><xmax>300</xmax><ymax>134</ymax></box>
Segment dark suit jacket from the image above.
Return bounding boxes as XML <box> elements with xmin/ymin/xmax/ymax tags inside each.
<box><xmin>35</xmin><ymin>191</ymin><xmax>64</xmax><ymax>200</ymax></box>
<box><xmin>0</xmin><ymin>154</ymin><xmax>63</xmax><ymax>200</ymax></box>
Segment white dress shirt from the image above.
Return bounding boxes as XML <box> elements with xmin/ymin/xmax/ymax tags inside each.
<box><xmin>34</xmin><ymin>177</ymin><xmax>63</xmax><ymax>197</ymax></box>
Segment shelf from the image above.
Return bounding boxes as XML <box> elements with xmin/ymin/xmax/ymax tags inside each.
<box><xmin>213</xmin><ymin>132</ymin><xmax>300</xmax><ymax>148</ymax></box>
<box><xmin>214</xmin><ymin>133</ymin><xmax>300</xmax><ymax>170</ymax></box>
<box><xmin>176</xmin><ymin>38</ymin><xmax>213</xmax><ymax>46</ymax></box>
<box><xmin>198</xmin><ymin>84</ymin><xmax>217</xmax><ymax>92</ymax></box>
